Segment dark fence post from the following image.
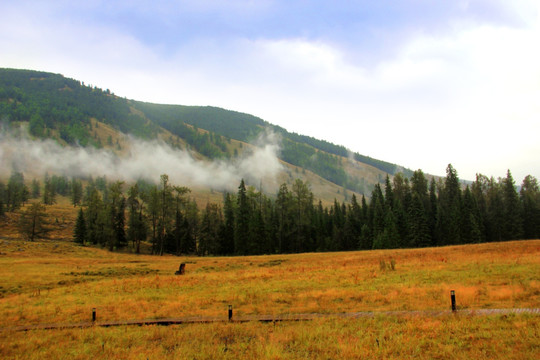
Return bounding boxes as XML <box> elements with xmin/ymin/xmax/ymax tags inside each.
<box><xmin>228</xmin><ymin>305</ymin><xmax>233</xmax><ymax>321</ymax></box>
<box><xmin>451</xmin><ymin>290</ymin><xmax>456</xmax><ymax>312</ymax></box>
<box><xmin>92</xmin><ymin>308</ymin><xmax>96</xmax><ymax>322</ymax></box>
<box><xmin>175</xmin><ymin>263</ymin><xmax>186</xmax><ymax>275</ymax></box>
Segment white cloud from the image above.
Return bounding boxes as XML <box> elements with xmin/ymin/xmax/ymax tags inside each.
<box><xmin>0</xmin><ymin>130</ymin><xmax>283</xmax><ymax>191</ymax></box>
<box><xmin>1</xmin><ymin>1</ymin><xmax>539</xmax><ymax>182</ymax></box>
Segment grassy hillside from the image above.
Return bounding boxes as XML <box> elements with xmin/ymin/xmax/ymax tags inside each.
<box><xmin>0</xmin><ymin>68</ymin><xmax>408</xmax><ymax>201</ymax></box>
<box><xmin>0</xmin><ymin>237</ymin><xmax>538</xmax><ymax>358</ymax></box>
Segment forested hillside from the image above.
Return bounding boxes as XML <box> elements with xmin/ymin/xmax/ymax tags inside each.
<box><xmin>0</xmin><ymin>68</ymin><xmax>408</xmax><ymax>194</ymax></box>
<box><xmin>1</xmin><ymin>68</ymin><xmax>538</xmax><ymax>257</ymax></box>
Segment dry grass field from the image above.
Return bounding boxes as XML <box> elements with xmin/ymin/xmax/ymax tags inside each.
<box><xmin>0</xmin><ymin>233</ymin><xmax>538</xmax><ymax>358</ymax></box>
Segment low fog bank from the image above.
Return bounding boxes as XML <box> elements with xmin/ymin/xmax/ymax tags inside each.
<box><xmin>0</xmin><ymin>130</ymin><xmax>283</xmax><ymax>192</ymax></box>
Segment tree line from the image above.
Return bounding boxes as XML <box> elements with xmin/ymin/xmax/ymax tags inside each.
<box><xmin>2</xmin><ymin>164</ymin><xmax>539</xmax><ymax>254</ymax></box>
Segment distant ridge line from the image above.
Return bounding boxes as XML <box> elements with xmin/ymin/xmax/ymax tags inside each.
<box><xmin>2</xmin><ymin>308</ymin><xmax>538</xmax><ymax>332</ymax></box>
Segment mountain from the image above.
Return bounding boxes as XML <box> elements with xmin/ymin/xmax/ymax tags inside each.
<box><xmin>0</xmin><ymin>68</ymin><xmax>411</xmax><ymax>203</ymax></box>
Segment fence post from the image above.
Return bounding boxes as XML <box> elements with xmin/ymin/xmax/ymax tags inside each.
<box><xmin>228</xmin><ymin>305</ymin><xmax>233</xmax><ymax>321</ymax></box>
<box><xmin>92</xmin><ymin>308</ymin><xmax>97</xmax><ymax>322</ymax></box>
<box><xmin>450</xmin><ymin>290</ymin><xmax>456</xmax><ymax>312</ymax></box>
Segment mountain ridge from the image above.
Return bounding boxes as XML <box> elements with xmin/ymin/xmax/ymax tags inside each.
<box><xmin>0</xmin><ymin>68</ymin><xmax>411</xmax><ymax>202</ymax></box>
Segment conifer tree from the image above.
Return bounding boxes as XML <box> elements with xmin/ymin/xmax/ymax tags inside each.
<box><xmin>486</xmin><ymin>177</ymin><xmax>504</xmax><ymax>242</ymax></box>
<box><xmin>74</xmin><ymin>207</ymin><xmax>87</xmax><ymax>245</ymax></box>
<box><xmin>436</xmin><ymin>164</ymin><xmax>462</xmax><ymax>245</ymax></box>
<box><xmin>220</xmin><ymin>193</ymin><xmax>236</xmax><ymax>254</ymax></box>
<box><xmin>7</xmin><ymin>171</ymin><xmax>28</xmax><ymax>211</ymax></box>
<box><xmin>85</xmin><ymin>188</ymin><xmax>103</xmax><ymax>245</ymax></box>
<box><xmin>502</xmin><ymin>170</ymin><xmax>523</xmax><ymax>240</ymax></box>
<box><xmin>292</xmin><ymin>179</ymin><xmax>313</xmax><ymax>252</ymax></box>
<box><xmin>235</xmin><ymin>179</ymin><xmax>250</xmax><ymax>255</ymax></box>
<box><xmin>520</xmin><ymin>175</ymin><xmax>540</xmax><ymax>239</ymax></box>
<box><xmin>460</xmin><ymin>186</ymin><xmax>483</xmax><ymax>243</ymax></box>
<box><xmin>276</xmin><ymin>183</ymin><xmax>293</xmax><ymax>253</ymax></box>
<box><xmin>198</xmin><ymin>203</ymin><xmax>223</xmax><ymax>255</ymax></box>
<box><xmin>407</xmin><ymin>192</ymin><xmax>431</xmax><ymax>247</ymax></box>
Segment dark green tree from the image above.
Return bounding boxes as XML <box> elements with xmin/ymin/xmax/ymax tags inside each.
<box><xmin>407</xmin><ymin>192</ymin><xmax>431</xmax><ymax>247</ymax></box>
<box><xmin>520</xmin><ymin>175</ymin><xmax>540</xmax><ymax>239</ymax></box>
<box><xmin>198</xmin><ymin>203</ymin><xmax>223</xmax><ymax>256</ymax></box>
<box><xmin>7</xmin><ymin>171</ymin><xmax>28</xmax><ymax>211</ymax></box>
<box><xmin>460</xmin><ymin>186</ymin><xmax>483</xmax><ymax>243</ymax></box>
<box><xmin>220</xmin><ymin>193</ymin><xmax>236</xmax><ymax>255</ymax></box>
<box><xmin>276</xmin><ymin>183</ymin><xmax>294</xmax><ymax>253</ymax></box>
<box><xmin>502</xmin><ymin>170</ymin><xmax>523</xmax><ymax>240</ymax></box>
<box><xmin>486</xmin><ymin>177</ymin><xmax>504</xmax><ymax>242</ymax></box>
<box><xmin>235</xmin><ymin>179</ymin><xmax>250</xmax><ymax>255</ymax></box>
<box><xmin>436</xmin><ymin>164</ymin><xmax>462</xmax><ymax>245</ymax></box>
<box><xmin>291</xmin><ymin>179</ymin><xmax>314</xmax><ymax>253</ymax></box>
<box><xmin>74</xmin><ymin>207</ymin><xmax>87</xmax><ymax>245</ymax></box>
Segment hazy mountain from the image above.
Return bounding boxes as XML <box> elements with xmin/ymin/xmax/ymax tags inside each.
<box><xmin>0</xmin><ymin>68</ymin><xmax>411</xmax><ymax>203</ymax></box>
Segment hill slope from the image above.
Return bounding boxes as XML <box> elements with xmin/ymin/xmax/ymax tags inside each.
<box><xmin>0</xmin><ymin>68</ymin><xmax>410</xmax><ymax>201</ymax></box>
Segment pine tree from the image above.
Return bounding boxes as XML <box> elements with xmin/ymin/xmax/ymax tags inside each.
<box><xmin>276</xmin><ymin>183</ymin><xmax>293</xmax><ymax>253</ymax></box>
<box><xmin>235</xmin><ymin>179</ymin><xmax>250</xmax><ymax>255</ymax></box>
<box><xmin>428</xmin><ymin>178</ymin><xmax>438</xmax><ymax>245</ymax></box>
<box><xmin>370</xmin><ymin>184</ymin><xmax>385</xmax><ymax>245</ymax></box>
<box><xmin>7</xmin><ymin>171</ymin><xmax>28</xmax><ymax>211</ymax></box>
<box><xmin>460</xmin><ymin>186</ymin><xmax>483</xmax><ymax>243</ymax></box>
<box><xmin>107</xmin><ymin>181</ymin><xmax>126</xmax><ymax>251</ymax></box>
<box><xmin>407</xmin><ymin>192</ymin><xmax>431</xmax><ymax>247</ymax></box>
<box><xmin>520</xmin><ymin>175</ymin><xmax>540</xmax><ymax>239</ymax></box>
<box><xmin>198</xmin><ymin>203</ymin><xmax>223</xmax><ymax>256</ymax></box>
<box><xmin>85</xmin><ymin>188</ymin><xmax>103</xmax><ymax>245</ymax></box>
<box><xmin>436</xmin><ymin>164</ymin><xmax>462</xmax><ymax>245</ymax></box>
<box><xmin>486</xmin><ymin>177</ymin><xmax>504</xmax><ymax>242</ymax></box>
<box><xmin>471</xmin><ymin>174</ymin><xmax>489</xmax><ymax>242</ymax></box>
<box><xmin>502</xmin><ymin>170</ymin><xmax>523</xmax><ymax>240</ymax></box>
<box><xmin>292</xmin><ymin>179</ymin><xmax>314</xmax><ymax>253</ymax></box>
<box><xmin>74</xmin><ymin>207</ymin><xmax>87</xmax><ymax>245</ymax></box>
<box><xmin>220</xmin><ymin>193</ymin><xmax>236</xmax><ymax>255</ymax></box>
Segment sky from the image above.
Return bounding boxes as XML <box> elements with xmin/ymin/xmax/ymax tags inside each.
<box><xmin>1</xmin><ymin>0</ymin><xmax>539</xmax><ymax>182</ymax></box>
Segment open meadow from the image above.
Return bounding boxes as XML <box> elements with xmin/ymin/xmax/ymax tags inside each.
<box><xmin>0</xmin><ymin>238</ymin><xmax>539</xmax><ymax>359</ymax></box>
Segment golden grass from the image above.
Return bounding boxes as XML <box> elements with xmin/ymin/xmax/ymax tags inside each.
<box><xmin>0</xmin><ymin>314</ymin><xmax>538</xmax><ymax>359</ymax></box>
<box><xmin>0</xmin><ymin>240</ymin><xmax>538</xmax><ymax>324</ymax></box>
<box><xmin>0</xmin><ymin>236</ymin><xmax>538</xmax><ymax>358</ymax></box>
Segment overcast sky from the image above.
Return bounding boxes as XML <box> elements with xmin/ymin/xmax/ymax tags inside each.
<box><xmin>1</xmin><ymin>0</ymin><xmax>539</xmax><ymax>182</ymax></box>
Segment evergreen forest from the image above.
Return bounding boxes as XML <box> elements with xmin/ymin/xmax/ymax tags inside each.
<box><xmin>2</xmin><ymin>165</ymin><xmax>538</xmax><ymax>256</ymax></box>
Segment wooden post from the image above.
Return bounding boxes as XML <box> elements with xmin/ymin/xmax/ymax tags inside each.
<box><xmin>175</xmin><ymin>263</ymin><xmax>186</xmax><ymax>275</ymax></box>
<box><xmin>451</xmin><ymin>290</ymin><xmax>456</xmax><ymax>312</ymax></box>
<box><xmin>228</xmin><ymin>305</ymin><xmax>233</xmax><ymax>321</ymax></box>
<box><xmin>92</xmin><ymin>308</ymin><xmax>96</xmax><ymax>322</ymax></box>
